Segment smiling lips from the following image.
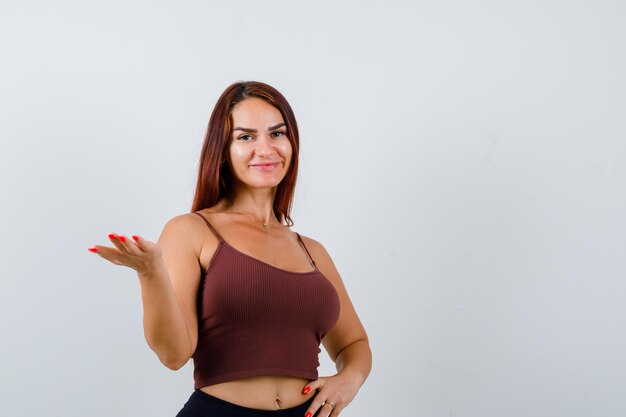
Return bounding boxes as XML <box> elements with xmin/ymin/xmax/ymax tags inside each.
<box><xmin>250</xmin><ymin>162</ymin><xmax>280</xmax><ymax>169</ymax></box>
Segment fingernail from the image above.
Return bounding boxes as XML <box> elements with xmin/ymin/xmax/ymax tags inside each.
<box><xmin>108</xmin><ymin>233</ymin><xmax>117</xmax><ymax>239</ymax></box>
<box><xmin>88</xmin><ymin>247</ymin><xmax>98</xmax><ymax>253</ymax></box>
<box><xmin>118</xmin><ymin>235</ymin><xmax>126</xmax><ymax>242</ymax></box>
<box><xmin>305</xmin><ymin>412</ymin><xmax>312</xmax><ymax>417</ymax></box>
<box><xmin>132</xmin><ymin>235</ymin><xmax>139</xmax><ymax>241</ymax></box>
<box><xmin>303</xmin><ymin>386</ymin><xmax>311</xmax><ymax>394</ymax></box>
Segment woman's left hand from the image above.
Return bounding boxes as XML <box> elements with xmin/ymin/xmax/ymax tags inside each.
<box><xmin>302</xmin><ymin>372</ymin><xmax>361</xmax><ymax>417</ymax></box>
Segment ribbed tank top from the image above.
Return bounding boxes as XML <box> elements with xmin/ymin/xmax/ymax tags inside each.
<box><xmin>191</xmin><ymin>212</ymin><xmax>341</xmax><ymax>389</ymax></box>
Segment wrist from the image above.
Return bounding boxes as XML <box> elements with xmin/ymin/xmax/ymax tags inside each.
<box><xmin>137</xmin><ymin>260</ymin><xmax>167</xmax><ymax>283</ymax></box>
<box><xmin>338</xmin><ymin>368</ymin><xmax>364</xmax><ymax>388</ymax></box>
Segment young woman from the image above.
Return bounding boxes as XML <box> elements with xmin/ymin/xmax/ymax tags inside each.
<box><xmin>88</xmin><ymin>81</ymin><xmax>372</xmax><ymax>417</ymax></box>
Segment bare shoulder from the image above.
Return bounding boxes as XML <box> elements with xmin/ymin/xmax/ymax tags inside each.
<box><xmin>295</xmin><ymin>233</ymin><xmax>328</xmax><ymax>258</ymax></box>
<box><xmin>295</xmin><ymin>233</ymin><xmax>339</xmax><ymax>280</ymax></box>
<box><xmin>162</xmin><ymin>211</ymin><xmax>202</xmax><ymax>228</ymax></box>
<box><xmin>158</xmin><ymin>212</ymin><xmax>205</xmax><ymax>249</ymax></box>
<box><xmin>159</xmin><ymin>211</ymin><xmax>221</xmax><ymax>271</ymax></box>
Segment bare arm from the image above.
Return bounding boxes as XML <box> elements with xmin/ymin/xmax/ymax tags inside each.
<box><xmin>91</xmin><ymin>214</ymin><xmax>203</xmax><ymax>370</ymax></box>
<box><xmin>140</xmin><ymin>214</ymin><xmax>204</xmax><ymax>370</ymax></box>
<box><xmin>137</xmin><ymin>263</ymin><xmax>194</xmax><ymax>370</ymax></box>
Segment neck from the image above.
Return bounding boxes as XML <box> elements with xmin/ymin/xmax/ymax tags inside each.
<box><xmin>220</xmin><ymin>183</ymin><xmax>280</xmax><ymax>226</ymax></box>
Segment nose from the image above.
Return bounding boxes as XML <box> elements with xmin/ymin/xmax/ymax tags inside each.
<box><xmin>254</xmin><ymin>135</ymin><xmax>276</xmax><ymax>156</ymax></box>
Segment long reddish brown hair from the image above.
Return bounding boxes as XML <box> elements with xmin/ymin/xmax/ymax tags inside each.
<box><xmin>190</xmin><ymin>81</ymin><xmax>300</xmax><ymax>227</ymax></box>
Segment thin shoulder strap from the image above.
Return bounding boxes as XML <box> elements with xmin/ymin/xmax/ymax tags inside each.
<box><xmin>194</xmin><ymin>212</ymin><xmax>224</xmax><ymax>242</ymax></box>
<box><xmin>295</xmin><ymin>232</ymin><xmax>317</xmax><ymax>268</ymax></box>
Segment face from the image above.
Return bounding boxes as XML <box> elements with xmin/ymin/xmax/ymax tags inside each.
<box><xmin>227</xmin><ymin>97</ymin><xmax>292</xmax><ymax>190</ymax></box>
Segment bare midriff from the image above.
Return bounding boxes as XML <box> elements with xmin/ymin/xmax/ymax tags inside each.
<box><xmin>199</xmin><ymin>374</ymin><xmax>317</xmax><ymax>410</ymax></box>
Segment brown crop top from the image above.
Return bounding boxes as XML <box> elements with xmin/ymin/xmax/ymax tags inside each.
<box><xmin>191</xmin><ymin>212</ymin><xmax>341</xmax><ymax>389</ymax></box>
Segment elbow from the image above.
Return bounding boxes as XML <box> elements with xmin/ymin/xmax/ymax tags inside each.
<box><xmin>146</xmin><ymin>336</ymin><xmax>194</xmax><ymax>371</ymax></box>
<box><xmin>145</xmin><ymin>333</ymin><xmax>195</xmax><ymax>371</ymax></box>
<box><xmin>162</xmin><ymin>357</ymin><xmax>188</xmax><ymax>371</ymax></box>
<box><xmin>160</xmin><ymin>353</ymin><xmax>190</xmax><ymax>371</ymax></box>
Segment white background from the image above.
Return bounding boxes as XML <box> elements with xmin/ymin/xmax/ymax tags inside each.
<box><xmin>1</xmin><ymin>1</ymin><xmax>625</xmax><ymax>416</ymax></box>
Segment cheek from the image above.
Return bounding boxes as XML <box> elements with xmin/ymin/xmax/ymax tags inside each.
<box><xmin>282</xmin><ymin>144</ymin><xmax>293</xmax><ymax>168</ymax></box>
<box><xmin>278</xmin><ymin>141</ymin><xmax>293</xmax><ymax>158</ymax></box>
<box><xmin>229</xmin><ymin>145</ymin><xmax>250</xmax><ymax>165</ymax></box>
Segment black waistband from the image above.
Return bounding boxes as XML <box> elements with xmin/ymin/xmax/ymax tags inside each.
<box><xmin>183</xmin><ymin>389</ymin><xmax>319</xmax><ymax>417</ymax></box>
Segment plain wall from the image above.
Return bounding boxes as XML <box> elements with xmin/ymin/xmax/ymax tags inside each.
<box><xmin>1</xmin><ymin>1</ymin><xmax>625</xmax><ymax>416</ymax></box>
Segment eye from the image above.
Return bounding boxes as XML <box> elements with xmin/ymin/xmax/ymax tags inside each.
<box><xmin>237</xmin><ymin>134</ymin><xmax>253</xmax><ymax>141</ymax></box>
<box><xmin>272</xmin><ymin>131</ymin><xmax>287</xmax><ymax>138</ymax></box>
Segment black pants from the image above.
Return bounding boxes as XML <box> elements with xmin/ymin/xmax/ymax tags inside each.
<box><xmin>176</xmin><ymin>389</ymin><xmax>322</xmax><ymax>417</ymax></box>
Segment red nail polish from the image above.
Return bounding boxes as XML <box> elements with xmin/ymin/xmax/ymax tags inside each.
<box><xmin>118</xmin><ymin>235</ymin><xmax>126</xmax><ymax>242</ymax></box>
<box><xmin>108</xmin><ymin>233</ymin><xmax>117</xmax><ymax>239</ymax></box>
<box><xmin>88</xmin><ymin>247</ymin><xmax>98</xmax><ymax>252</ymax></box>
<box><xmin>305</xmin><ymin>412</ymin><xmax>312</xmax><ymax>417</ymax></box>
<box><xmin>132</xmin><ymin>235</ymin><xmax>139</xmax><ymax>241</ymax></box>
<box><xmin>303</xmin><ymin>386</ymin><xmax>311</xmax><ymax>394</ymax></box>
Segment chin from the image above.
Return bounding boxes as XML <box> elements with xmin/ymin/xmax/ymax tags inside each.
<box><xmin>236</xmin><ymin>171</ymin><xmax>288</xmax><ymax>189</ymax></box>
<box><xmin>241</xmin><ymin>179</ymin><xmax>282</xmax><ymax>189</ymax></box>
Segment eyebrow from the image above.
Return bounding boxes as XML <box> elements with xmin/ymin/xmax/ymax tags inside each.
<box><xmin>232</xmin><ymin>123</ymin><xmax>286</xmax><ymax>133</ymax></box>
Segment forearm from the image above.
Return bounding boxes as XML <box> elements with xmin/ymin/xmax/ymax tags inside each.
<box><xmin>138</xmin><ymin>266</ymin><xmax>191</xmax><ymax>369</ymax></box>
<box><xmin>335</xmin><ymin>339</ymin><xmax>372</xmax><ymax>388</ymax></box>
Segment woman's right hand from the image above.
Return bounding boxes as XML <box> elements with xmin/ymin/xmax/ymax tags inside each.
<box><xmin>88</xmin><ymin>233</ymin><xmax>163</xmax><ymax>275</ymax></box>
